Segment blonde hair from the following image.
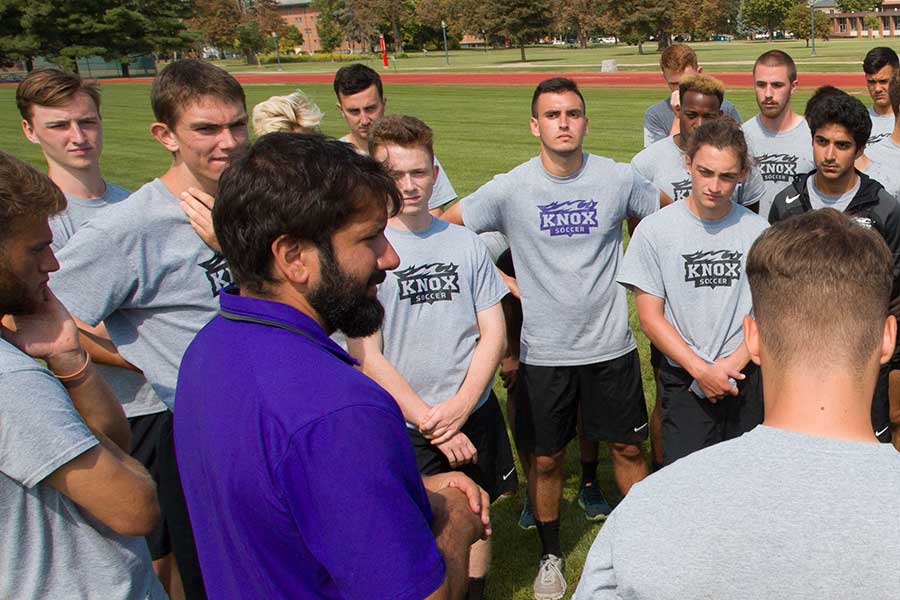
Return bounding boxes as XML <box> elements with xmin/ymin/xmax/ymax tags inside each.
<box><xmin>251</xmin><ymin>90</ymin><xmax>323</xmax><ymax>136</ymax></box>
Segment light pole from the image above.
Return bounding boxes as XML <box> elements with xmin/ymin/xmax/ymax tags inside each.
<box><xmin>441</xmin><ymin>20</ymin><xmax>449</xmax><ymax>65</ymax></box>
<box><xmin>271</xmin><ymin>31</ymin><xmax>283</xmax><ymax>71</ymax></box>
<box><xmin>809</xmin><ymin>0</ymin><xmax>817</xmax><ymax>57</ymax></box>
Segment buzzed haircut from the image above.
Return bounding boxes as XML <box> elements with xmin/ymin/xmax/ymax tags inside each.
<box><xmin>747</xmin><ymin>208</ymin><xmax>892</xmax><ymax>378</ymax></box>
<box><xmin>368</xmin><ymin>114</ymin><xmax>435</xmax><ymax>160</ymax></box>
<box><xmin>252</xmin><ymin>90</ymin><xmax>323</xmax><ymax>136</ymax></box>
<box><xmin>685</xmin><ymin>118</ymin><xmax>751</xmax><ymax>173</ymax></box>
<box><xmin>863</xmin><ymin>46</ymin><xmax>899</xmax><ymax>75</ymax></box>
<box><xmin>889</xmin><ymin>70</ymin><xmax>900</xmax><ymax>115</ymax></box>
<box><xmin>805</xmin><ymin>87</ymin><xmax>871</xmax><ymax>150</ymax></box>
<box><xmin>754</xmin><ymin>50</ymin><xmax>798</xmax><ymax>83</ymax></box>
<box><xmin>660</xmin><ymin>43</ymin><xmax>699</xmax><ymax>73</ymax></box>
<box><xmin>679</xmin><ymin>74</ymin><xmax>725</xmax><ymax>110</ymax></box>
<box><xmin>16</xmin><ymin>68</ymin><xmax>101</xmax><ymax>123</ymax></box>
<box><xmin>531</xmin><ymin>77</ymin><xmax>586</xmax><ymax>117</ymax></box>
<box><xmin>0</xmin><ymin>151</ymin><xmax>66</xmax><ymax>243</ymax></box>
<box><xmin>151</xmin><ymin>59</ymin><xmax>246</xmax><ymax>129</ymax></box>
<box><xmin>333</xmin><ymin>63</ymin><xmax>383</xmax><ymax>100</ymax></box>
<box><xmin>214</xmin><ymin>133</ymin><xmax>401</xmax><ymax>295</ymax></box>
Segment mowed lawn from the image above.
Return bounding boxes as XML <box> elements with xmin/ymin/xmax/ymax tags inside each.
<box><xmin>0</xmin><ymin>80</ymin><xmax>832</xmax><ymax>598</ymax></box>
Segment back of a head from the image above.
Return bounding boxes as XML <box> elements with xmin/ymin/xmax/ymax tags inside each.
<box><xmin>805</xmin><ymin>88</ymin><xmax>871</xmax><ymax>149</ymax></box>
<box><xmin>889</xmin><ymin>70</ymin><xmax>900</xmax><ymax>115</ymax></box>
<box><xmin>678</xmin><ymin>74</ymin><xmax>725</xmax><ymax>110</ymax></box>
<box><xmin>151</xmin><ymin>59</ymin><xmax>246</xmax><ymax>129</ymax></box>
<box><xmin>660</xmin><ymin>43</ymin><xmax>698</xmax><ymax>72</ymax></box>
<box><xmin>214</xmin><ymin>134</ymin><xmax>400</xmax><ymax>295</ymax></box>
<box><xmin>530</xmin><ymin>77</ymin><xmax>585</xmax><ymax>117</ymax></box>
<box><xmin>252</xmin><ymin>90</ymin><xmax>324</xmax><ymax>136</ymax></box>
<box><xmin>753</xmin><ymin>49</ymin><xmax>797</xmax><ymax>82</ymax></box>
<box><xmin>863</xmin><ymin>46</ymin><xmax>899</xmax><ymax>74</ymax></box>
<box><xmin>16</xmin><ymin>68</ymin><xmax>101</xmax><ymax>122</ymax></box>
<box><xmin>747</xmin><ymin>209</ymin><xmax>892</xmax><ymax>378</ymax></box>
<box><xmin>333</xmin><ymin>63</ymin><xmax>383</xmax><ymax>99</ymax></box>
<box><xmin>368</xmin><ymin>115</ymin><xmax>434</xmax><ymax>160</ymax></box>
<box><xmin>0</xmin><ymin>151</ymin><xmax>66</xmax><ymax>243</ymax></box>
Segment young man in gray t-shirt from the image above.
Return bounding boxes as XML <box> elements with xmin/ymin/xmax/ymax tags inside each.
<box><xmin>859</xmin><ymin>69</ymin><xmax>900</xmax><ymax>206</ymax></box>
<box><xmin>445</xmin><ymin>77</ymin><xmax>668</xmax><ymax>600</ymax></box>
<box><xmin>741</xmin><ymin>50</ymin><xmax>815</xmax><ymax>218</ymax></box>
<box><xmin>863</xmin><ymin>47</ymin><xmax>898</xmax><ymax>146</ymax></box>
<box><xmin>622</xmin><ymin>120</ymin><xmax>768</xmax><ymax>465</ymax></box>
<box><xmin>0</xmin><ymin>152</ymin><xmax>164</xmax><ymax>600</ymax></box>
<box><xmin>49</xmin><ymin>59</ymin><xmax>247</xmax><ymax>598</ymax></box>
<box><xmin>348</xmin><ymin>116</ymin><xmax>513</xmax><ymax>600</ymax></box>
<box><xmin>575</xmin><ymin>209</ymin><xmax>900</xmax><ymax>600</ymax></box>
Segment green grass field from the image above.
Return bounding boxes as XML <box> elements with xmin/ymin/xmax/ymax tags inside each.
<box><xmin>0</xmin><ymin>78</ymin><xmax>852</xmax><ymax>598</ymax></box>
<box><xmin>220</xmin><ymin>37</ymin><xmax>898</xmax><ymax>75</ymax></box>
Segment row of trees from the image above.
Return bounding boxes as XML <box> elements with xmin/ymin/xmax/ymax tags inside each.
<box><xmin>0</xmin><ymin>0</ymin><xmax>883</xmax><ymax>71</ymax></box>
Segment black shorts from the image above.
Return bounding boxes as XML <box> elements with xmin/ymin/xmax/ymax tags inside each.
<box><xmin>496</xmin><ymin>248</ymin><xmax>515</xmax><ymax>277</ymax></box>
<box><xmin>659</xmin><ymin>362</ymin><xmax>763</xmax><ymax>465</ymax></box>
<box><xmin>128</xmin><ymin>411</ymin><xmax>171</xmax><ymax>560</ymax></box>
<box><xmin>872</xmin><ymin>364</ymin><xmax>892</xmax><ymax>442</ymax></box>
<box><xmin>649</xmin><ymin>343</ymin><xmax>664</xmax><ymax>370</ymax></box>
<box><xmin>516</xmin><ymin>350</ymin><xmax>649</xmax><ymax>456</ymax></box>
<box><xmin>409</xmin><ymin>392</ymin><xmax>517</xmax><ymax>502</ymax></box>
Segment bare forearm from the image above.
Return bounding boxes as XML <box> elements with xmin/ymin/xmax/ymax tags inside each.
<box><xmin>639</xmin><ymin>310</ymin><xmax>705</xmax><ymax>378</ymax></box>
<box><xmin>455</xmin><ymin>331</ymin><xmax>506</xmax><ymax>411</ymax></box>
<box><xmin>359</xmin><ymin>353</ymin><xmax>432</xmax><ymax>427</ymax></box>
<box><xmin>428</xmin><ymin>489</ymin><xmax>480</xmax><ymax>600</ymax></box>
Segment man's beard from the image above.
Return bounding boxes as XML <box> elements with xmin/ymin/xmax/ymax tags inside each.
<box><xmin>0</xmin><ymin>262</ymin><xmax>38</xmax><ymax>316</ymax></box>
<box><xmin>307</xmin><ymin>243</ymin><xmax>386</xmax><ymax>338</ymax></box>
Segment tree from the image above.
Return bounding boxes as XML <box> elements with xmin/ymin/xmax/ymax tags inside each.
<box><xmin>784</xmin><ymin>1</ymin><xmax>831</xmax><ymax>47</ymax></box>
<box><xmin>99</xmin><ymin>0</ymin><xmax>196</xmax><ymax>76</ymax></box>
<box><xmin>279</xmin><ymin>24</ymin><xmax>304</xmax><ymax>53</ymax></box>
<box><xmin>338</xmin><ymin>0</ymin><xmax>379</xmax><ymax>52</ymax></box>
<box><xmin>610</xmin><ymin>0</ymin><xmax>673</xmax><ymax>55</ymax></box>
<box><xmin>370</xmin><ymin>0</ymin><xmax>415</xmax><ymax>53</ymax></box>
<box><xmin>191</xmin><ymin>0</ymin><xmax>284</xmax><ymax>64</ymax></box>
<box><xmin>740</xmin><ymin>0</ymin><xmax>793</xmax><ymax>40</ymax></box>
<box><xmin>672</xmin><ymin>0</ymin><xmax>736</xmax><ymax>39</ymax></box>
<box><xmin>836</xmin><ymin>0</ymin><xmax>879</xmax><ymax>10</ymax></box>
<box><xmin>483</xmin><ymin>0</ymin><xmax>552</xmax><ymax>62</ymax></box>
<box><xmin>864</xmin><ymin>14</ymin><xmax>881</xmax><ymax>37</ymax></box>
<box><xmin>312</xmin><ymin>0</ymin><xmax>344</xmax><ymax>54</ymax></box>
<box><xmin>0</xmin><ymin>0</ymin><xmax>38</xmax><ymax>69</ymax></box>
<box><xmin>558</xmin><ymin>0</ymin><xmax>604</xmax><ymax>48</ymax></box>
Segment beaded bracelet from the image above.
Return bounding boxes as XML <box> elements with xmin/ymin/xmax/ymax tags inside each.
<box><xmin>55</xmin><ymin>352</ymin><xmax>91</xmax><ymax>383</ymax></box>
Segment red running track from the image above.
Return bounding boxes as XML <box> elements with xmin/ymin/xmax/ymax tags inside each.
<box><xmin>5</xmin><ymin>71</ymin><xmax>868</xmax><ymax>88</ymax></box>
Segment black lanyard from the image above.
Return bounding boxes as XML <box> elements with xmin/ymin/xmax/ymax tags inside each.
<box><xmin>218</xmin><ymin>309</ymin><xmax>318</xmax><ymax>344</ymax></box>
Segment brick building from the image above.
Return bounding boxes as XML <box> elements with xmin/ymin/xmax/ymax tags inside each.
<box><xmin>823</xmin><ymin>0</ymin><xmax>900</xmax><ymax>38</ymax></box>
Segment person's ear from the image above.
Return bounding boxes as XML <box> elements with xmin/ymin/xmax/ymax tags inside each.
<box><xmin>271</xmin><ymin>235</ymin><xmax>317</xmax><ymax>287</ymax></box>
<box><xmin>21</xmin><ymin>119</ymin><xmax>39</xmax><ymax>144</ymax></box>
<box><xmin>743</xmin><ymin>314</ymin><xmax>761</xmax><ymax>366</ymax></box>
<box><xmin>879</xmin><ymin>315</ymin><xmax>897</xmax><ymax>365</ymax></box>
<box><xmin>150</xmin><ymin>122</ymin><xmax>179</xmax><ymax>153</ymax></box>
<box><xmin>530</xmin><ymin>115</ymin><xmax>540</xmax><ymax>138</ymax></box>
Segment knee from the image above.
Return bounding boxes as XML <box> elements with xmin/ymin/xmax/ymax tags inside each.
<box><xmin>533</xmin><ymin>453</ymin><xmax>564</xmax><ymax>476</ymax></box>
<box><xmin>609</xmin><ymin>442</ymin><xmax>644</xmax><ymax>460</ymax></box>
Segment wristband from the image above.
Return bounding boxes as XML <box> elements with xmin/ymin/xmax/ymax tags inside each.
<box><xmin>55</xmin><ymin>352</ymin><xmax>91</xmax><ymax>383</ymax></box>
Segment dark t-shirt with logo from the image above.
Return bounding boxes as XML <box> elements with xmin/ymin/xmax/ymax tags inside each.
<box><xmin>618</xmin><ymin>201</ymin><xmax>768</xmax><ymax>368</ymax></box>
<box><xmin>461</xmin><ymin>154</ymin><xmax>659</xmax><ymax>366</ymax></box>
<box><xmin>742</xmin><ymin>116</ymin><xmax>815</xmax><ymax>219</ymax></box>
<box><xmin>378</xmin><ymin>218</ymin><xmax>507</xmax><ymax>415</ymax></box>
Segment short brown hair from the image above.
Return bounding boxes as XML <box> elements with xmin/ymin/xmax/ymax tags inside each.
<box><xmin>747</xmin><ymin>209</ymin><xmax>892</xmax><ymax>378</ymax></box>
<box><xmin>889</xmin><ymin>69</ymin><xmax>900</xmax><ymax>116</ymax></box>
<box><xmin>0</xmin><ymin>151</ymin><xmax>66</xmax><ymax>242</ymax></box>
<box><xmin>685</xmin><ymin>118</ymin><xmax>751</xmax><ymax>173</ymax></box>
<box><xmin>531</xmin><ymin>77</ymin><xmax>586</xmax><ymax>118</ymax></box>
<box><xmin>753</xmin><ymin>50</ymin><xmax>797</xmax><ymax>83</ymax></box>
<box><xmin>368</xmin><ymin>115</ymin><xmax>435</xmax><ymax>161</ymax></box>
<box><xmin>151</xmin><ymin>59</ymin><xmax>246</xmax><ymax>129</ymax></box>
<box><xmin>16</xmin><ymin>68</ymin><xmax>101</xmax><ymax>123</ymax></box>
<box><xmin>660</xmin><ymin>44</ymin><xmax>699</xmax><ymax>72</ymax></box>
<box><xmin>679</xmin><ymin>74</ymin><xmax>725</xmax><ymax>109</ymax></box>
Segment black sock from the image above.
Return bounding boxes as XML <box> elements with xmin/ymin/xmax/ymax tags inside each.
<box><xmin>466</xmin><ymin>577</ymin><xmax>486</xmax><ymax>600</ymax></box>
<box><xmin>580</xmin><ymin>461</ymin><xmax>598</xmax><ymax>485</ymax></box>
<box><xmin>535</xmin><ymin>519</ymin><xmax>562</xmax><ymax>557</ymax></box>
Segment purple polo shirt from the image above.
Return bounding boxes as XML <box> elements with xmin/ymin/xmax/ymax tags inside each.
<box><xmin>174</xmin><ymin>288</ymin><xmax>445</xmax><ymax>599</ymax></box>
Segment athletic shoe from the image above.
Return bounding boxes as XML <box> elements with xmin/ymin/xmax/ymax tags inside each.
<box><xmin>578</xmin><ymin>481</ymin><xmax>611</xmax><ymax>521</ymax></box>
<box><xmin>518</xmin><ymin>494</ymin><xmax>536</xmax><ymax>530</ymax></box>
<box><xmin>532</xmin><ymin>554</ymin><xmax>566</xmax><ymax>600</ymax></box>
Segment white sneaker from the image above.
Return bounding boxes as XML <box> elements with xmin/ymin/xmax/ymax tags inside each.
<box><xmin>533</xmin><ymin>554</ymin><xmax>566</xmax><ymax>600</ymax></box>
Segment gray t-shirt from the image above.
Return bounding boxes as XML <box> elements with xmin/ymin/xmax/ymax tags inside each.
<box><xmin>461</xmin><ymin>154</ymin><xmax>659</xmax><ymax>366</ymax></box>
<box><xmin>51</xmin><ymin>182</ymin><xmax>166</xmax><ymax>419</ymax></box>
<box><xmin>742</xmin><ymin>116</ymin><xmax>816</xmax><ymax>218</ymax></box>
<box><xmin>50</xmin><ymin>178</ymin><xmax>234</xmax><ymax>408</ymax></box>
<box><xmin>0</xmin><ymin>338</ymin><xmax>166</xmax><ymax>600</ymax></box>
<box><xmin>631</xmin><ymin>135</ymin><xmax>765</xmax><ymax>206</ymax></box>
<box><xmin>868</xmin><ymin>106</ymin><xmax>894</xmax><ymax>146</ymax></box>
<box><xmin>378</xmin><ymin>218</ymin><xmax>507</xmax><ymax>417</ymax></box>
<box><xmin>807</xmin><ymin>175</ymin><xmax>861</xmax><ymax>213</ymax></box>
<box><xmin>574</xmin><ymin>425</ymin><xmax>900</xmax><ymax>600</ymax></box>
<box><xmin>618</xmin><ymin>201</ymin><xmax>768</xmax><ymax>366</ymax></box>
<box><xmin>643</xmin><ymin>97</ymin><xmax>742</xmax><ymax>147</ymax></box>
